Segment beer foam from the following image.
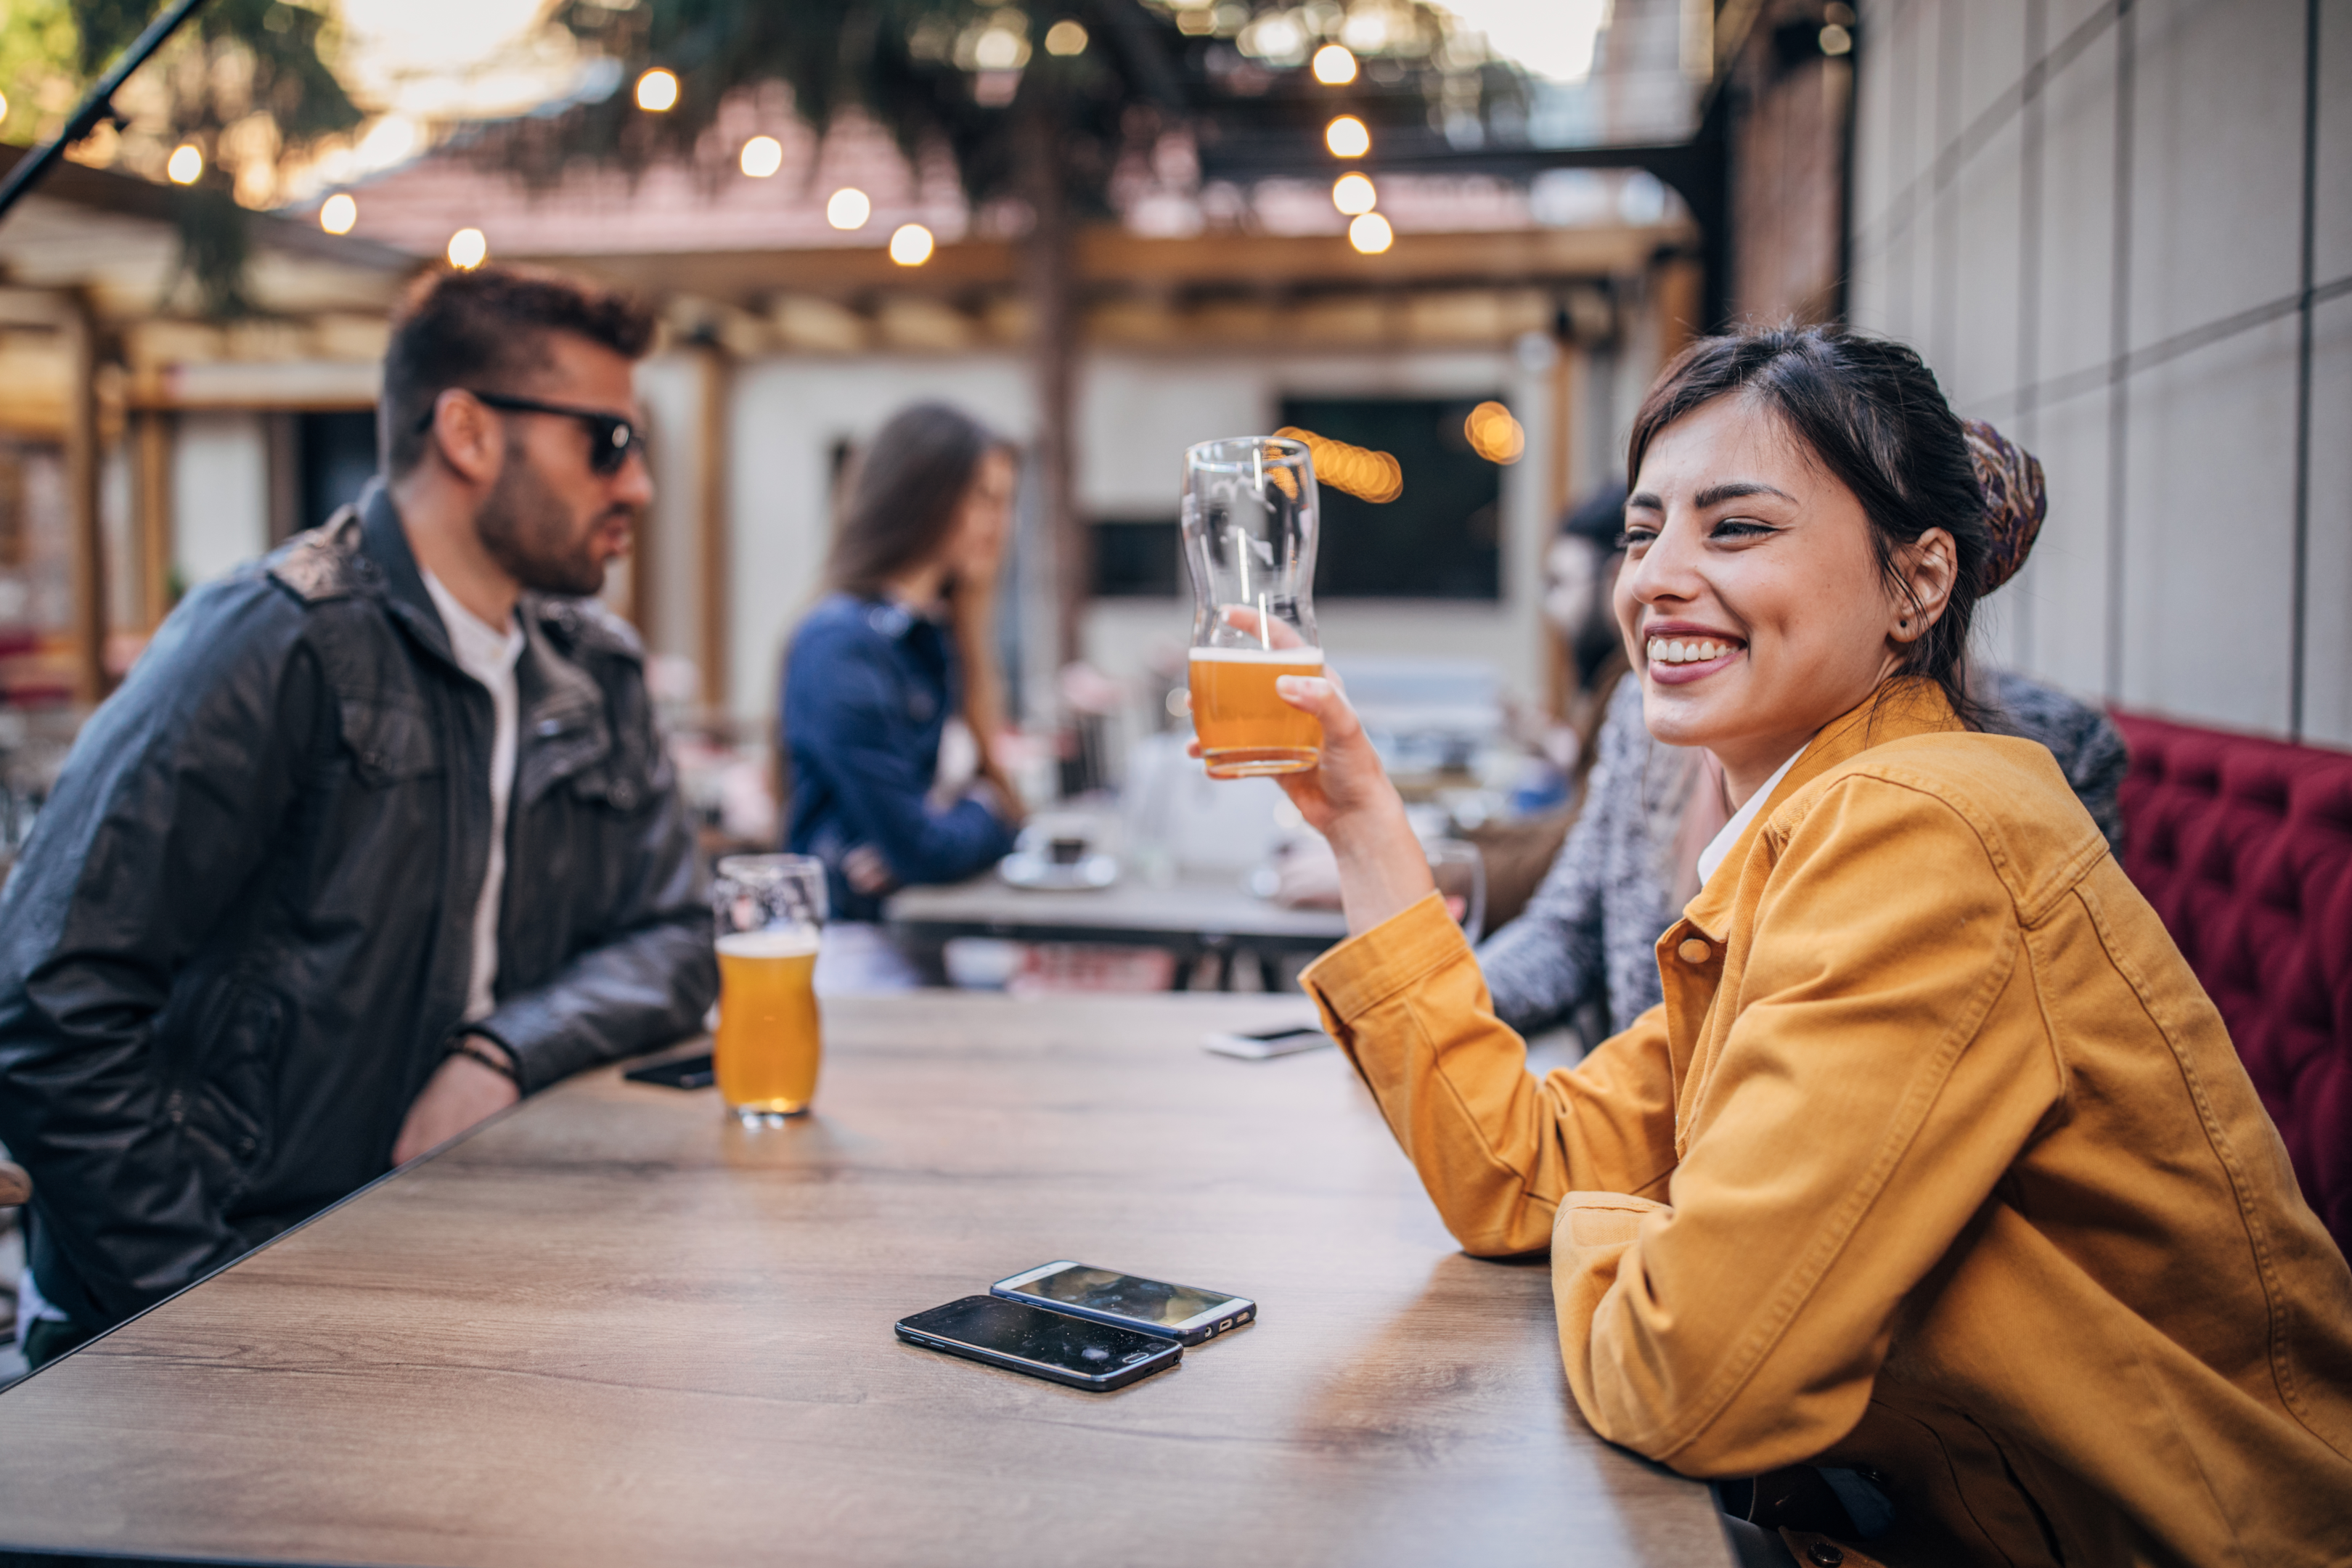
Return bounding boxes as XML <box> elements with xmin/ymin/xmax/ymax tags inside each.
<box><xmin>1188</xmin><ymin>645</ymin><xmax>1325</xmax><ymax>664</ymax></box>
<box><xmin>716</xmin><ymin>928</ymin><xmax>820</xmax><ymax>959</ymax></box>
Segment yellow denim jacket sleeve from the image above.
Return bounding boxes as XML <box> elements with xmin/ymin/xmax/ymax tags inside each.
<box><xmin>1302</xmin><ymin>891</ymin><xmax>1678</xmax><ymax>1257</ymax></box>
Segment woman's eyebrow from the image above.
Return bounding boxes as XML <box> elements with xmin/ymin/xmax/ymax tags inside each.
<box><xmin>1626</xmin><ymin>490</ymin><xmax>1663</xmax><ymax>511</ymax></box>
<box><xmin>1693</xmin><ymin>480</ymin><xmax>1796</xmax><ymax>509</ymax></box>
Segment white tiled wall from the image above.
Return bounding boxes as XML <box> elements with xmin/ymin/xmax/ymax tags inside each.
<box><xmin>1850</xmin><ymin>0</ymin><xmax>2349</xmax><ymax>744</ymax></box>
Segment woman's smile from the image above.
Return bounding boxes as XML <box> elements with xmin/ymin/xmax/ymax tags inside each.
<box><xmin>1641</xmin><ymin>618</ymin><xmax>1745</xmax><ymax>682</ymax></box>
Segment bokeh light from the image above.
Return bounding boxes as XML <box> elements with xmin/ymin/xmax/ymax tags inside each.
<box><xmin>1347</xmin><ymin>212</ymin><xmax>1393</xmax><ymax>254</ymax></box>
<box><xmin>1465</xmin><ymin>401</ymin><xmax>1526</xmax><ymax>465</ymax></box>
<box><xmin>740</xmin><ymin>136</ymin><xmax>783</xmax><ymax>177</ymax></box>
<box><xmin>827</xmin><ymin>187</ymin><xmax>873</xmax><ymax>229</ymax></box>
<box><xmin>1820</xmin><ymin>23</ymin><xmax>1853</xmax><ymax>54</ymax></box>
<box><xmin>635</xmin><ymin>68</ymin><xmax>679</xmax><ymax>112</ymax></box>
<box><xmin>1331</xmin><ymin>173</ymin><xmax>1378</xmax><ymax>216</ymax></box>
<box><xmin>1325</xmin><ymin>115</ymin><xmax>1371</xmax><ymax>158</ymax></box>
<box><xmin>889</xmin><ymin>223</ymin><xmax>935</xmax><ymax>266</ymax></box>
<box><xmin>1275</xmin><ymin>426</ymin><xmax>1402</xmax><ymax>504</ymax></box>
<box><xmin>1311</xmin><ymin>44</ymin><xmax>1357</xmax><ymax>84</ymax></box>
<box><xmin>166</xmin><ymin>144</ymin><xmax>203</xmax><ymax>184</ymax></box>
<box><xmin>319</xmin><ymin>193</ymin><xmax>358</xmax><ymax>234</ymax></box>
<box><xmin>1045</xmin><ymin>19</ymin><xmax>1089</xmax><ymax>55</ymax></box>
<box><xmin>446</xmin><ymin>227</ymin><xmax>488</xmax><ymax>270</ymax></box>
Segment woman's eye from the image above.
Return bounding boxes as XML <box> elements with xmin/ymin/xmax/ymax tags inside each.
<box><xmin>1615</xmin><ymin>525</ymin><xmax>1657</xmax><ymax>550</ymax></box>
<box><xmin>1710</xmin><ymin>517</ymin><xmax>1774</xmax><ymax>540</ymax></box>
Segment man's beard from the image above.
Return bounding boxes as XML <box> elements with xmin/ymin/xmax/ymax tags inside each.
<box><xmin>475</xmin><ymin>440</ymin><xmax>629</xmax><ymax>598</ymax></box>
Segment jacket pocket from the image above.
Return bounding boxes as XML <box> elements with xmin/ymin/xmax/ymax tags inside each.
<box><xmin>338</xmin><ymin>697</ymin><xmax>443</xmax><ymax>786</ymax></box>
<box><xmin>168</xmin><ymin>976</ymin><xmax>288</xmax><ymax>1206</ymax></box>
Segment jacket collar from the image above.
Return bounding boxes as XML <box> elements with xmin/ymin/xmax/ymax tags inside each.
<box><xmin>358</xmin><ymin>481</ymin><xmax>463</xmax><ymax>676</ymax></box>
<box><xmin>359</xmin><ymin>482</ymin><xmax>616</xmax><ymax>801</ymax></box>
<box><xmin>1681</xmin><ymin>677</ymin><xmax>1963</xmax><ymax>940</ymax></box>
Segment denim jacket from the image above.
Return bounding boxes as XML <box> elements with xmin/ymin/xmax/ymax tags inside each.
<box><xmin>782</xmin><ymin>593</ymin><xmax>1015</xmax><ymax>920</ymax></box>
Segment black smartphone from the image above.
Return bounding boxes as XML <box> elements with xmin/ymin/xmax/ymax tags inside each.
<box><xmin>991</xmin><ymin>1260</ymin><xmax>1256</xmax><ymax>1347</ymax></box>
<box><xmin>623</xmin><ymin>1051</ymin><xmax>715</xmax><ymax>1090</ymax></box>
<box><xmin>894</xmin><ymin>1296</ymin><xmax>1182</xmax><ymax>1392</ymax></box>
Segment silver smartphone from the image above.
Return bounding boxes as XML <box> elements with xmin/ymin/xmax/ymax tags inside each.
<box><xmin>991</xmin><ymin>1260</ymin><xmax>1256</xmax><ymax>1347</ymax></box>
<box><xmin>1203</xmin><ymin>1024</ymin><xmax>1333</xmax><ymax>1060</ymax></box>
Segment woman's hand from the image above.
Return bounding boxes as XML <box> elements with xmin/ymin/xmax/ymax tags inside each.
<box><xmin>1187</xmin><ymin>648</ymin><xmax>1434</xmax><ymax>936</ymax></box>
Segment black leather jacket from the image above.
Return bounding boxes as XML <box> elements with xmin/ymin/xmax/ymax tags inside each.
<box><xmin>0</xmin><ymin>486</ymin><xmax>717</xmax><ymax>1329</ymax></box>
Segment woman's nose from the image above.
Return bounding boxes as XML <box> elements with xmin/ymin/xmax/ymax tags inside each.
<box><xmin>1627</xmin><ymin>515</ymin><xmax>1703</xmax><ymax>605</ymax></box>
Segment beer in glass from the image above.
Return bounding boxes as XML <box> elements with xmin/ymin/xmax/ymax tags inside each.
<box><xmin>711</xmin><ymin>854</ymin><xmax>828</xmax><ymax>1122</ymax></box>
<box><xmin>1181</xmin><ymin>436</ymin><xmax>1323</xmax><ymax>777</ymax></box>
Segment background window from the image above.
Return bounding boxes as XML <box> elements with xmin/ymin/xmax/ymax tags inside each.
<box><xmin>1278</xmin><ymin>395</ymin><xmax>1503</xmax><ymax>600</ymax></box>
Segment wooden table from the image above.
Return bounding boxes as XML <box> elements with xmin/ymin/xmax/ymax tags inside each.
<box><xmin>887</xmin><ymin>872</ymin><xmax>1349</xmax><ymax>990</ymax></box>
<box><xmin>0</xmin><ymin>993</ymin><xmax>1728</xmax><ymax>1568</ymax></box>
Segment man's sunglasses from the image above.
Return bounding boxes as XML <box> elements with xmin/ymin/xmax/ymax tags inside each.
<box><xmin>415</xmin><ymin>390</ymin><xmax>644</xmax><ymax>475</ymax></box>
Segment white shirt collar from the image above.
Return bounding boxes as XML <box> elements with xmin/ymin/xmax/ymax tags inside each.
<box><xmin>1694</xmin><ymin>743</ymin><xmax>1808</xmax><ymax>889</ymax></box>
<box><xmin>420</xmin><ymin>568</ymin><xmax>524</xmax><ymax>678</ymax></box>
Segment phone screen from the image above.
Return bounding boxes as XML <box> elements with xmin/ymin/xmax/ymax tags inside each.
<box><xmin>899</xmin><ymin>1297</ymin><xmax>1172</xmax><ymax>1376</ymax></box>
<box><xmin>1014</xmin><ymin>1265</ymin><xmax>1235</xmax><ymax>1331</ymax></box>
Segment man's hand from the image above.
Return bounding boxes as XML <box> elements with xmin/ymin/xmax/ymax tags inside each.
<box><xmin>391</xmin><ymin>1040</ymin><xmax>520</xmax><ymax>1166</ymax></box>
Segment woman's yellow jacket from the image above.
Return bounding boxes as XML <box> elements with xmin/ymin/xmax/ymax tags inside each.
<box><xmin>1302</xmin><ymin>679</ymin><xmax>2352</xmax><ymax>1567</ymax></box>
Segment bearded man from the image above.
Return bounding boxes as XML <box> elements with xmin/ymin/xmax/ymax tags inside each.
<box><xmin>0</xmin><ymin>266</ymin><xmax>717</xmax><ymax>1368</ymax></box>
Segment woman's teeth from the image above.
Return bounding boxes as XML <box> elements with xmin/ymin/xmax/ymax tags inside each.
<box><xmin>1648</xmin><ymin>637</ymin><xmax>1735</xmax><ymax>665</ymax></box>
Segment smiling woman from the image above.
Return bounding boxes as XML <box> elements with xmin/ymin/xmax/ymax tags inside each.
<box><xmin>1261</xmin><ymin>327</ymin><xmax>2352</xmax><ymax>1566</ymax></box>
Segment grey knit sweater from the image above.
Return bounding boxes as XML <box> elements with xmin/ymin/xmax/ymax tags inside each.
<box><xmin>1476</xmin><ymin>669</ymin><xmax>2128</xmax><ymax>1041</ymax></box>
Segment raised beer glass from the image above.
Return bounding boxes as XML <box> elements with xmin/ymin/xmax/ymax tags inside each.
<box><xmin>1182</xmin><ymin>436</ymin><xmax>1324</xmax><ymax>778</ymax></box>
<box><xmin>711</xmin><ymin>853</ymin><xmax>827</xmax><ymax>1124</ymax></box>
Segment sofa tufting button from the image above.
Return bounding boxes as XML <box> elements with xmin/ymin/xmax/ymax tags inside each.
<box><xmin>1677</xmin><ymin>937</ymin><xmax>1712</xmax><ymax>965</ymax></box>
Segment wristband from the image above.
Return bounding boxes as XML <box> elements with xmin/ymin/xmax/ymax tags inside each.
<box><xmin>448</xmin><ymin>1035</ymin><xmax>517</xmax><ymax>1081</ymax></box>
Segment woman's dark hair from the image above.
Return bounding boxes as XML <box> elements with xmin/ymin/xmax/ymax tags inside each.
<box><xmin>827</xmin><ymin>403</ymin><xmax>1008</xmax><ymax>597</ymax></box>
<box><xmin>1625</xmin><ymin>327</ymin><xmax>1992</xmax><ymax>727</ymax></box>
<box><xmin>821</xmin><ymin>401</ymin><xmax>1018</xmax><ymax>805</ymax></box>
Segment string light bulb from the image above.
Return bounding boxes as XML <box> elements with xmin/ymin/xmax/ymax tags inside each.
<box><xmin>827</xmin><ymin>187</ymin><xmax>872</xmax><ymax>229</ymax></box>
<box><xmin>1325</xmin><ymin>115</ymin><xmax>1370</xmax><ymax>158</ymax></box>
<box><xmin>1045</xmin><ymin>19</ymin><xmax>1088</xmax><ymax>55</ymax></box>
<box><xmin>635</xmin><ymin>68</ymin><xmax>679</xmax><ymax>112</ymax></box>
<box><xmin>166</xmin><ymin>144</ymin><xmax>203</xmax><ymax>184</ymax></box>
<box><xmin>446</xmin><ymin>227</ymin><xmax>488</xmax><ymax>270</ymax></box>
<box><xmin>740</xmin><ymin>136</ymin><xmax>783</xmax><ymax>177</ymax></box>
<box><xmin>1331</xmin><ymin>173</ymin><xmax>1377</xmax><ymax>215</ymax></box>
<box><xmin>319</xmin><ymin>193</ymin><xmax>357</xmax><ymax>234</ymax></box>
<box><xmin>889</xmin><ymin>223</ymin><xmax>935</xmax><ymax>266</ymax></box>
<box><xmin>1312</xmin><ymin>44</ymin><xmax>1357</xmax><ymax>84</ymax></box>
<box><xmin>1347</xmin><ymin>212</ymin><xmax>1392</xmax><ymax>254</ymax></box>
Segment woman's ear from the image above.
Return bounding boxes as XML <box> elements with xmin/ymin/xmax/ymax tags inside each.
<box><xmin>1890</xmin><ymin>526</ymin><xmax>1959</xmax><ymax>643</ymax></box>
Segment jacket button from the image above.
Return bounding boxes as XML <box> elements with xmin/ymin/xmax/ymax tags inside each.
<box><xmin>1805</xmin><ymin>1545</ymin><xmax>1842</xmax><ymax>1567</ymax></box>
<box><xmin>1677</xmin><ymin>937</ymin><xmax>1711</xmax><ymax>965</ymax></box>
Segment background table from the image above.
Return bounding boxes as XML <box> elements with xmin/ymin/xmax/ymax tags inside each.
<box><xmin>0</xmin><ymin>992</ymin><xmax>1728</xmax><ymax>1568</ymax></box>
<box><xmin>887</xmin><ymin>871</ymin><xmax>1349</xmax><ymax>989</ymax></box>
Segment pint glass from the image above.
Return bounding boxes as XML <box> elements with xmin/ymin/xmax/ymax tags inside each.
<box><xmin>711</xmin><ymin>854</ymin><xmax>827</xmax><ymax>1123</ymax></box>
<box><xmin>1182</xmin><ymin>436</ymin><xmax>1324</xmax><ymax>778</ymax></box>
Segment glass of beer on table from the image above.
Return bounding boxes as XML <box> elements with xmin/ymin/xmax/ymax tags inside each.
<box><xmin>711</xmin><ymin>854</ymin><xmax>827</xmax><ymax>1124</ymax></box>
<box><xmin>1182</xmin><ymin>436</ymin><xmax>1324</xmax><ymax>778</ymax></box>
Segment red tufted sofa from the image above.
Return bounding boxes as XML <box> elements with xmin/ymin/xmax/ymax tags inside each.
<box><xmin>2111</xmin><ymin>711</ymin><xmax>2352</xmax><ymax>1258</ymax></box>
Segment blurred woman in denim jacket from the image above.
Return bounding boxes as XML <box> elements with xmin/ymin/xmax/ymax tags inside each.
<box><xmin>783</xmin><ymin>404</ymin><xmax>1020</xmax><ymax>990</ymax></box>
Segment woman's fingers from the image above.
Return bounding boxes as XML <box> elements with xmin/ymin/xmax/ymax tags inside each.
<box><xmin>1275</xmin><ymin>674</ymin><xmax>1361</xmax><ymax>740</ymax></box>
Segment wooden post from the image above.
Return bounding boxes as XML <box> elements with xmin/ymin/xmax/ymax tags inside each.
<box><xmin>1543</xmin><ymin>335</ymin><xmax>1580</xmax><ymax>722</ymax></box>
<box><xmin>694</xmin><ymin>346</ymin><xmax>729</xmax><ymax>714</ymax></box>
<box><xmin>136</xmin><ymin>411</ymin><xmax>173</xmax><ymax>628</ymax></box>
<box><xmin>61</xmin><ymin>291</ymin><xmax>105</xmax><ymax>705</ymax></box>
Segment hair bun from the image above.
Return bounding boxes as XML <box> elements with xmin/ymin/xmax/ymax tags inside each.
<box><xmin>1961</xmin><ymin>418</ymin><xmax>2046</xmax><ymax>592</ymax></box>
